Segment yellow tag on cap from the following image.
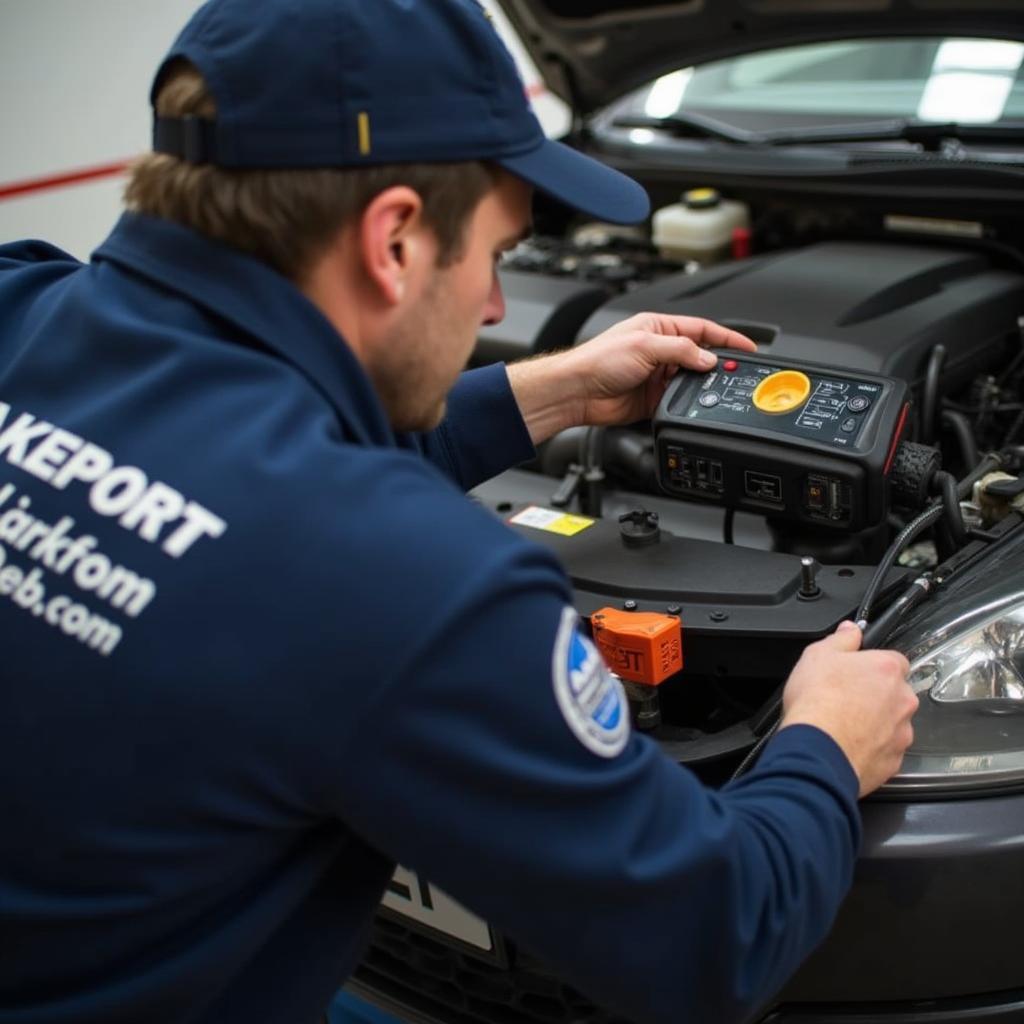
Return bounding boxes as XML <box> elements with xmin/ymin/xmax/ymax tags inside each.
<box><xmin>357</xmin><ymin>112</ymin><xmax>371</xmax><ymax>156</ymax></box>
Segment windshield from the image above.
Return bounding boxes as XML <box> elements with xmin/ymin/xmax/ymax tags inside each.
<box><xmin>606</xmin><ymin>37</ymin><xmax>1024</xmax><ymax>134</ymax></box>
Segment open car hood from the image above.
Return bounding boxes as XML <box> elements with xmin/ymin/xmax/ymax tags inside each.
<box><xmin>496</xmin><ymin>0</ymin><xmax>1024</xmax><ymax>116</ymax></box>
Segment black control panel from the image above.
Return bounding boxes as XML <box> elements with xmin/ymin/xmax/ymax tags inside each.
<box><xmin>653</xmin><ymin>352</ymin><xmax>909</xmax><ymax>530</ymax></box>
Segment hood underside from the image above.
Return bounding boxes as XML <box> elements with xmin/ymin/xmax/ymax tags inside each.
<box><xmin>496</xmin><ymin>0</ymin><xmax>1024</xmax><ymax>115</ymax></box>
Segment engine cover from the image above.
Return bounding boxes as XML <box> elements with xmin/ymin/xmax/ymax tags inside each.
<box><xmin>578</xmin><ymin>240</ymin><xmax>1024</xmax><ymax>389</ymax></box>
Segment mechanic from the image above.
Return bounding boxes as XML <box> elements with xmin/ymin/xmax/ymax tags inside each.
<box><xmin>0</xmin><ymin>1</ymin><xmax>918</xmax><ymax>1023</ymax></box>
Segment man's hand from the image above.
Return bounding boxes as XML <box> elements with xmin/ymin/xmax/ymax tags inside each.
<box><xmin>506</xmin><ymin>313</ymin><xmax>757</xmax><ymax>445</ymax></box>
<box><xmin>563</xmin><ymin>313</ymin><xmax>757</xmax><ymax>428</ymax></box>
<box><xmin>779</xmin><ymin>621</ymin><xmax>918</xmax><ymax>797</ymax></box>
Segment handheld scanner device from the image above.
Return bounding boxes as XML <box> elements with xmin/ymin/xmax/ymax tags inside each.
<box><xmin>653</xmin><ymin>351</ymin><xmax>910</xmax><ymax>530</ymax></box>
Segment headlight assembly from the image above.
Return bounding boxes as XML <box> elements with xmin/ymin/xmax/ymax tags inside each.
<box><xmin>908</xmin><ymin>599</ymin><xmax>1024</xmax><ymax>706</ymax></box>
<box><xmin>884</xmin><ymin>584</ymin><xmax>1024</xmax><ymax>796</ymax></box>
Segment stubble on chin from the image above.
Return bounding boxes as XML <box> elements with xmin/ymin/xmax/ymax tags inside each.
<box><xmin>369</xmin><ymin>275</ymin><xmax>460</xmax><ymax>432</ymax></box>
<box><xmin>388</xmin><ymin>396</ymin><xmax>448</xmax><ymax>433</ymax></box>
<box><xmin>368</xmin><ymin>345</ymin><xmax>448</xmax><ymax>431</ymax></box>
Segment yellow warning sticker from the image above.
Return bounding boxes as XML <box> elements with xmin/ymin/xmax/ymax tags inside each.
<box><xmin>508</xmin><ymin>505</ymin><xmax>595</xmax><ymax>537</ymax></box>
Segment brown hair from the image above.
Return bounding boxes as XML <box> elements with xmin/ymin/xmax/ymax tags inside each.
<box><xmin>125</xmin><ymin>62</ymin><xmax>499</xmax><ymax>281</ymax></box>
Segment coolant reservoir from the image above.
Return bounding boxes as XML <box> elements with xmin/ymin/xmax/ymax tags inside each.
<box><xmin>652</xmin><ymin>188</ymin><xmax>750</xmax><ymax>263</ymax></box>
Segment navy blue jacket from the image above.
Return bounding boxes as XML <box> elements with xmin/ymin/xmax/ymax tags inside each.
<box><xmin>0</xmin><ymin>214</ymin><xmax>860</xmax><ymax>1024</ymax></box>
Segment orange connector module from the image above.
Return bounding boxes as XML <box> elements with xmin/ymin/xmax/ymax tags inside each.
<box><xmin>590</xmin><ymin>607</ymin><xmax>683</xmax><ymax>686</ymax></box>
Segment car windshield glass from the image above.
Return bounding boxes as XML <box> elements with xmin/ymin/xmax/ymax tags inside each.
<box><xmin>606</xmin><ymin>37</ymin><xmax>1024</xmax><ymax>136</ymax></box>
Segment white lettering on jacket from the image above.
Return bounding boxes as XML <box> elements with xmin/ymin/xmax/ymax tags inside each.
<box><xmin>0</xmin><ymin>402</ymin><xmax>226</xmax><ymax>558</ymax></box>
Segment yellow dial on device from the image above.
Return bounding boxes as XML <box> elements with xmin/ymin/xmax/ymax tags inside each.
<box><xmin>752</xmin><ymin>370</ymin><xmax>811</xmax><ymax>414</ymax></box>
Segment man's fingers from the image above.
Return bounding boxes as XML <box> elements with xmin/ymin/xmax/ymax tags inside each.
<box><xmin>689</xmin><ymin>319</ymin><xmax>758</xmax><ymax>352</ymax></box>
<box><xmin>645</xmin><ymin>315</ymin><xmax>757</xmax><ymax>352</ymax></box>
<box><xmin>641</xmin><ymin>332</ymin><xmax>719</xmax><ymax>372</ymax></box>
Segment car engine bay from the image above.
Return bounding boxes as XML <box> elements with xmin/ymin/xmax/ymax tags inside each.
<box><xmin>470</xmin><ymin>199</ymin><xmax>1024</xmax><ymax>784</ymax></box>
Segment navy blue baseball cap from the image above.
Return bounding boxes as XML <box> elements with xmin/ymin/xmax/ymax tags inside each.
<box><xmin>151</xmin><ymin>0</ymin><xmax>649</xmax><ymax>225</ymax></box>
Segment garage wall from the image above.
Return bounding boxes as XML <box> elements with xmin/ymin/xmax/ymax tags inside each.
<box><xmin>0</xmin><ymin>0</ymin><xmax>568</xmax><ymax>260</ymax></box>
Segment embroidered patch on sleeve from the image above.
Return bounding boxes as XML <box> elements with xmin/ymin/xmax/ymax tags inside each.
<box><xmin>551</xmin><ymin>605</ymin><xmax>629</xmax><ymax>758</ymax></box>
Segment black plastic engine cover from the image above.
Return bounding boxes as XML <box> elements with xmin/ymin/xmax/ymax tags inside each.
<box><xmin>492</xmin><ymin>497</ymin><xmax>874</xmax><ymax>681</ymax></box>
<box><xmin>578</xmin><ymin>240</ymin><xmax>1024</xmax><ymax>390</ymax></box>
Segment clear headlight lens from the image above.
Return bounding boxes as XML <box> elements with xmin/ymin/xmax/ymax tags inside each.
<box><xmin>907</xmin><ymin>601</ymin><xmax>1024</xmax><ymax>705</ymax></box>
<box><xmin>885</xmin><ymin>563</ymin><xmax>1024</xmax><ymax>793</ymax></box>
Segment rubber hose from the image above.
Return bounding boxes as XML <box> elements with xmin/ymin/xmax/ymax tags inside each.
<box><xmin>941</xmin><ymin>409</ymin><xmax>979</xmax><ymax>472</ymax></box>
<box><xmin>921</xmin><ymin>344</ymin><xmax>946</xmax><ymax>446</ymax></box>
<box><xmin>935</xmin><ymin>470</ymin><xmax>967</xmax><ymax>548</ymax></box>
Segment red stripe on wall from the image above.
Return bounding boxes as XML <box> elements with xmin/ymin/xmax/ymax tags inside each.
<box><xmin>0</xmin><ymin>159</ymin><xmax>134</xmax><ymax>202</ymax></box>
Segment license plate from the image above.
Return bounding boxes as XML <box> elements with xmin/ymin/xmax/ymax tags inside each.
<box><xmin>381</xmin><ymin>865</ymin><xmax>499</xmax><ymax>961</ymax></box>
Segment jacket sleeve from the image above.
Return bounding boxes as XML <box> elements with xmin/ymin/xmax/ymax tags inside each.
<box><xmin>409</xmin><ymin>363</ymin><xmax>536</xmax><ymax>490</ymax></box>
<box><xmin>327</xmin><ymin>504</ymin><xmax>860</xmax><ymax>1024</ymax></box>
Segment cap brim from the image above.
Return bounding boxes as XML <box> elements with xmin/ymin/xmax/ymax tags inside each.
<box><xmin>498</xmin><ymin>138</ymin><xmax>649</xmax><ymax>225</ymax></box>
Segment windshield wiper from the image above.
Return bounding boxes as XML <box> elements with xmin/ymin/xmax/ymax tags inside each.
<box><xmin>760</xmin><ymin>118</ymin><xmax>1024</xmax><ymax>147</ymax></box>
<box><xmin>611</xmin><ymin>113</ymin><xmax>1024</xmax><ymax>149</ymax></box>
<box><xmin>611</xmin><ymin>112</ymin><xmax>761</xmax><ymax>145</ymax></box>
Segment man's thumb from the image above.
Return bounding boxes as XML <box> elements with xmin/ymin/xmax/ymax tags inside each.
<box><xmin>825</xmin><ymin>619</ymin><xmax>863</xmax><ymax>652</ymax></box>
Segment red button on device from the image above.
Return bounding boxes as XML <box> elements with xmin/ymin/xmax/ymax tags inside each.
<box><xmin>723</xmin><ymin>359</ymin><xmax>738</xmax><ymax>371</ymax></box>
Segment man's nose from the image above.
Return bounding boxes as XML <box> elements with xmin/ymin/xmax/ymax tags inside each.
<box><xmin>481</xmin><ymin>269</ymin><xmax>505</xmax><ymax>326</ymax></box>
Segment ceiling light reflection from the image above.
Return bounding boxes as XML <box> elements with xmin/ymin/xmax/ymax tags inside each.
<box><xmin>644</xmin><ymin>68</ymin><xmax>693</xmax><ymax>118</ymax></box>
<box><xmin>917</xmin><ymin>40</ymin><xmax>1024</xmax><ymax>123</ymax></box>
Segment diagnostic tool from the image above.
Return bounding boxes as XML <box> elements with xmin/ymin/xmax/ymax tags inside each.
<box><xmin>653</xmin><ymin>352</ymin><xmax>910</xmax><ymax>530</ymax></box>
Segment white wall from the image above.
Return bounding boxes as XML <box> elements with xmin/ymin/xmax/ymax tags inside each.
<box><xmin>0</xmin><ymin>0</ymin><xmax>568</xmax><ymax>260</ymax></box>
<box><xmin>0</xmin><ymin>1</ymin><xmax>205</xmax><ymax>257</ymax></box>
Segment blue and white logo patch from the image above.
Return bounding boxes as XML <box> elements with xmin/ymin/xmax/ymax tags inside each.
<box><xmin>552</xmin><ymin>606</ymin><xmax>629</xmax><ymax>758</ymax></box>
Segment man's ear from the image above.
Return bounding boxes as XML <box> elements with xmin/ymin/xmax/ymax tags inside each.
<box><xmin>358</xmin><ymin>185</ymin><xmax>431</xmax><ymax>306</ymax></box>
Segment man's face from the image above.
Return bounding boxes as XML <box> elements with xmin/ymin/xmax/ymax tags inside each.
<box><xmin>372</xmin><ymin>172</ymin><xmax>532</xmax><ymax>432</ymax></box>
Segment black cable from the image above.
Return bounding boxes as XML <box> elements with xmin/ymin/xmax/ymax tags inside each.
<box><xmin>855</xmin><ymin>452</ymin><xmax>1003</xmax><ymax>623</ymax></box>
<box><xmin>855</xmin><ymin>502</ymin><xmax>944</xmax><ymax>623</ymax></box>
<box><xmin>940</xmin><ymin>409</ymin><xmax>979</xmax><ymax>472</ymax></box>
<box><xmin>723</xmin><ymin>507</ymin><xmax>735</xmax><ymax>545</ymax></box>
<box><xmin>935</xmin><ymin>470</ymin><xmax>967</xmax><ymax>548</ymax></box>
<box><xmin>734</xmin><ymin>453</ymin><xmax>1005</xmax><ymax>782</ymax></box>
<box><xmin>860</xmin><ymin>574</ymin><xmax>934</xmax><ymax>649</ymax></box>
<box><xmin>921</xmin><ymin>344</ymin><xmax>946</xmax><ymax>446</ymax></box>
<box><xmin>733</xmin><ymin>572</ymin><xmax>937</xmax><ymax>782</ymax></box>
<box><xmin>730</xmin><ymin>714</ymin><xmax>780</xmax><ymax>781</ymax></box>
